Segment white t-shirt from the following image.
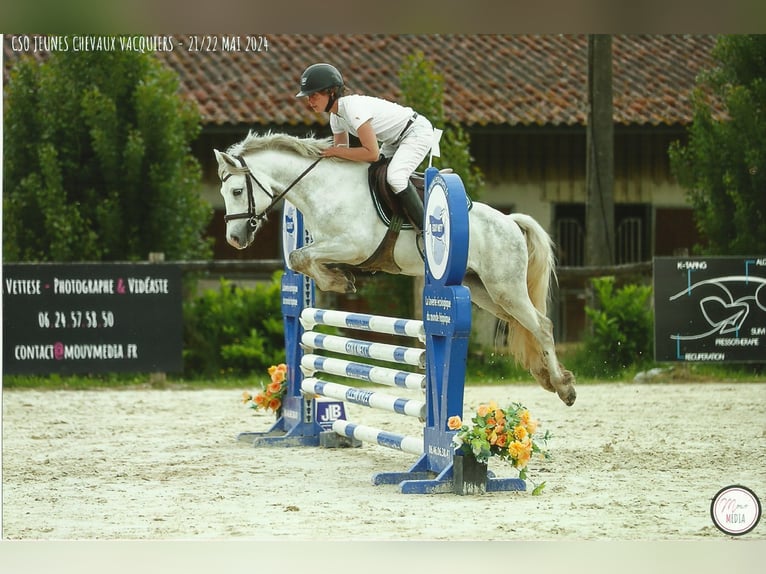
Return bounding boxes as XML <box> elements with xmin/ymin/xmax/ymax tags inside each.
<box><xmin>330</xmin><ymin>94</ymin><xmax>414</xmax><ymax>145</ymax></box>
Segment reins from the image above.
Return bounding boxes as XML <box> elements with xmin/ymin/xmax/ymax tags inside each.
<box><xmin>223</xmin><ymin>155</ymin><xmax>323</xmax><ymax>229</ymax></box>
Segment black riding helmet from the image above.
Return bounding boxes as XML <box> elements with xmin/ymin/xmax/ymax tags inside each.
<box><xmin>296</xmin><ymin>63</ymin><xmax>344</xmax><ymax>111</ymax></box>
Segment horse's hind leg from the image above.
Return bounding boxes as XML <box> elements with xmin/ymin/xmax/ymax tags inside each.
<box><xmin>466</xmin><ymin>275</ymin><xmax>576</xmax><ymax>406</ymax></box>
<box><xmin>505</xmin><ymin>300</ymin><xmax>576</xmax><ymax>406</ymax></box>
<box><xmin>464</xmin><ymin>275</ymin><xmax>556</xmax><ymax>391</ymax></box>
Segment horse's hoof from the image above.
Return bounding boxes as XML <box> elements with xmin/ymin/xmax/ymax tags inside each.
<box><xmin>558</xmin><ymin>387</ymin><xmax>577</xmax><ymax>406</ymax></box>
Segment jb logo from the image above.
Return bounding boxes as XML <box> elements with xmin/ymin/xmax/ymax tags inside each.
<box><xmin>319</xmin><ymin>403</ymin><xmax>344</xmax><ymax>422</ymax></box>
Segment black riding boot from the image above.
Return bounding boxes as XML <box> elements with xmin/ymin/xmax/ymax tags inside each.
<box><xmin>398</xmin><ymin>182</ymin><xmax>424</xmax><ymax>232</ymax></box>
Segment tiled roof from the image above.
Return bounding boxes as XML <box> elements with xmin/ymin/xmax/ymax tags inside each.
<box><xmin>5</xmin><ymin>34</ymin><xmax>720</xmax><ymax>128</ymax></box>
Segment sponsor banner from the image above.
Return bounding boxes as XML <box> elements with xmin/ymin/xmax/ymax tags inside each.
<box><xmin>3</xmin><ymin>263</ymin><xmax>183</xmax><ymax>374</ymax></box>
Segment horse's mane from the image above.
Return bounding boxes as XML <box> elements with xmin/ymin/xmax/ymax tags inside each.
<box><xmin>226</xmin><ymin>130</ymin><xmax>333</xmax><ymax>159</ymax></box>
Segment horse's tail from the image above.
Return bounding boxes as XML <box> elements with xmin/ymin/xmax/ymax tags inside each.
<box><xmin>506</xmin><ymin>213</ymin><xmax>557</xmax><ymax>369</ymax></box>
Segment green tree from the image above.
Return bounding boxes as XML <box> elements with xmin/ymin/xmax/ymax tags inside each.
<box><xmin>398</xmin><ymin>50</ymin><xmax>484</xmax><ymax>198</ymax></box>
<box><xmin>668</xmin><ymin>35</ymin><xmax>766</xmax><ymax>255</ymax></box>
<box><xmin>3</xmin><ymin>45</ymin><xmax>212</xmax><ymax>262</ymax></box>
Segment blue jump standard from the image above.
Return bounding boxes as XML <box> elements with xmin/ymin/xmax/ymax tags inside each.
<box><xmin>236</xmin><ymin>169</ymin><xmax>526</xmax><ymax>494</ymax></box>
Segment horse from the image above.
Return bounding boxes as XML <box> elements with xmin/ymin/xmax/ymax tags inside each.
<box><xmin>215</xmin><ymin>131</ymin><xmax>576</xmax><ymax>406</ymax></box>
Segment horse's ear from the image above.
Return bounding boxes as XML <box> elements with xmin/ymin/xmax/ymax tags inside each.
<box><xmin>214</xmin><ymin>149</ymin><xmax>238</xmax><ymax>170</ymax></box>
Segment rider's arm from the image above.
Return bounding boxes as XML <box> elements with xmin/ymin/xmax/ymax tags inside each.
<box><xmin>324</xmin><ymin>120</ymin><xmax>379</xmax><ymax>162</ymax></box>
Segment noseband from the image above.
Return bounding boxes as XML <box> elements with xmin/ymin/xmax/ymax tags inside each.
<box><xmin>222</xmin><ymin>155</ymin><xmax>323</xmax><ymax>230</ymax></box>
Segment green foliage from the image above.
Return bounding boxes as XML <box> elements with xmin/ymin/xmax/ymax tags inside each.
<box><xmin>3</xmin><ymin>44</ymin><xmax>212</xmax><ymax>262</ymax></box>
<box><xmin>182</xmin><ymin>274</ymin><xmax>285</xmax><ymax>377</ymax></box>
<box><xmin>668</xmin><ymin>35</ymin><xmax>766</xmax><ymax>255</ymax></box>
<box><xmin>398</xmin><ymin>50</ymin><xmax>484</xmax><ymax>199</ymax></box>
<box><xmin>356</xmin><ymin>273</ymin><xmax>415</xmax><ymax>320</ymax></box>
<box><xmin>575</xmin><ymin>277</ymin><xmax>654</xmax><ymax>378</ymax></box>
<box><xmin>466</xmin><ymin>347</ymin><xmax>532</xmax><ymax>382</ymax></box>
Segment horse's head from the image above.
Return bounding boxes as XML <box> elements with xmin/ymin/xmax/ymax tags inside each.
<box><xmin>215</xmin><ymin>149</ymin><xmax>272</xmax><ymax>250</ymax></box>
<box><xmin>216</xmin><ymin>132</ymin><xmax>331</xmax><ymax>250</ymax></box>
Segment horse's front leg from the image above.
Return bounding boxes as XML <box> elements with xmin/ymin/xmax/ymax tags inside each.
<box><xmin>288</xmin><ymin>243</ymin><xmax>358</xmax><ymax>293</ymax></box>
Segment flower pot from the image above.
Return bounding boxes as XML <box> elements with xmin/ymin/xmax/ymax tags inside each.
<box><xmin>453</xmin><ymin>454</ymin><xmax>488</xmax><ymax>495</ymax></box>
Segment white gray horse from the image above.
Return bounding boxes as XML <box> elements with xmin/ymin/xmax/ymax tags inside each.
<box><xmin>215</xmin><ymin>131</ymin><xmax>576</xmax><ymax>406</ymax></box>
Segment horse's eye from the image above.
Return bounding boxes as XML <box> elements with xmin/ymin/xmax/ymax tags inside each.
<box><xmin>232</xmin><ymin>188</ymin><xmax>243</xmax><ymax>197</ymax></box>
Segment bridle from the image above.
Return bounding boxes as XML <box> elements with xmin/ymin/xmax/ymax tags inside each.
<box><xmin>222</xmin><ymin>155</ymin><xmax>323</xmax><ymax>230</ymax></box>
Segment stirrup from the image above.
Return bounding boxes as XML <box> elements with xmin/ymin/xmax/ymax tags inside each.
<box><xmin>415</xmin><ymin>231</ymin><xmax>425</xmax><ymax>261</ymax></box>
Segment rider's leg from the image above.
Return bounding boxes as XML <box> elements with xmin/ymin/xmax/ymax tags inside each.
<box><xmin>396</xmin><ymin>182</ymin><xmax>424</xmax><ymax>231</ymax></box>
<box><xmin>387</xmin><ymin>117</ymin><xmax>433</xmax><ymax>233</ymax></box>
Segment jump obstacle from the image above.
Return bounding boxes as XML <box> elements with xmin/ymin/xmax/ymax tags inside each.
<box><xmin>237</xmin><ymin>167</ymin><xmax>525</xmax><ymax>494</ymax></box>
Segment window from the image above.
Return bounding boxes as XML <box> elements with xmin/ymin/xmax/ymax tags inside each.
<box><xmin>555</xmin><ymin>203</ymin><xmax>650</xmax><ymax>265</ymax></box>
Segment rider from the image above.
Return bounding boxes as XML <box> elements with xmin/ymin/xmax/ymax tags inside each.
<box><xmin>295</xmin><ymin>62</ymin><xmax>433</xmax><ymax>233</ymax></box>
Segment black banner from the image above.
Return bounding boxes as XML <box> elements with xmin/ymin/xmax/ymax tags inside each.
<box><xmin>3</xmin><ymin>263</ymin><xmax>183</xmax><ymax>374</ymax></box>
<box><xmin>653</xmin><ymin>256</ymin><xmax>766</xmax><ymax>363</ymax></box>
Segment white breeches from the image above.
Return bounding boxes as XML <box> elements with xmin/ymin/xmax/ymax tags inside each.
<box><xmin>382</xmin><ymin>115</ymin><xmax>434</xmax><ymax>193</ymax></box>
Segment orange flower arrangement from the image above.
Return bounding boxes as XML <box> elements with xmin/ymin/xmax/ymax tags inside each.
<box><xmin>450</xmin><ymin>401</ymin><xmax>550</xmax><ymax>485</ymax></box>
<box><xmin>242</xmin><ymin>363</ymin><xmax>288</xmax><ymax>414</ymax></box>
